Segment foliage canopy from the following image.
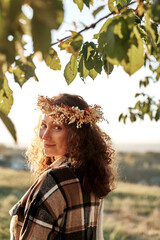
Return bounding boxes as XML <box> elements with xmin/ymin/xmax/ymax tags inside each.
<box><xmin>0</xmin><ymin>0</ymin><xmax>160</xmax><ymax>142</ymax></box>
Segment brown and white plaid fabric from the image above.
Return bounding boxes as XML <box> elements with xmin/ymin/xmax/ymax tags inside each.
<box><xmin>9</xmin><ymin>158</ymin><xmax>103</xmax><ymax>240</ymax></box>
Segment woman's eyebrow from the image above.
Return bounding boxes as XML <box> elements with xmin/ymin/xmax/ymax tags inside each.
<box><xmin>41</xmin><ymin>120</ymin><xmax>46</xmax><ymax>123</ymax></box>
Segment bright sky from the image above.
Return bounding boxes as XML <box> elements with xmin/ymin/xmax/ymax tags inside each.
<box><xmin>0</xmin><ymin>0</ymin><xmax>160</xmax><ymax>151</ymax></box>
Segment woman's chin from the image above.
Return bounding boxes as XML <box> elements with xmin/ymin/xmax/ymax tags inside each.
<box><xmin>44</xmin><ymin>150</ymin><xmax>55</xmax><ymax>158</ymax></box>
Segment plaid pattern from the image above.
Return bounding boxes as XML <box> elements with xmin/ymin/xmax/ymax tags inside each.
<box><xmin>10</xmin><ymin>158</ymin><xmax>103</xmax><ymax>240</ymax></box>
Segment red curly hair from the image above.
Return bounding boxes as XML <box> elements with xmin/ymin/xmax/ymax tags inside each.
<box><xmin>26</xmin><ymin>93</ymin><xmax>117</xmax><ymax>198</ymax></box>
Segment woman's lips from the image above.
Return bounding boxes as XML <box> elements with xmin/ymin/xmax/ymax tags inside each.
<box><xmin>44</xmin><ymin>144</ymin><xmax>56</xmax><ymax>148</ymax></box>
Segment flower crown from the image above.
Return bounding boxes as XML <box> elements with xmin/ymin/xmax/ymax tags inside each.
<box><xmin>37</xmin><ymin>95</ymin><xmax>106</xmax><ymax>128</ymax></box>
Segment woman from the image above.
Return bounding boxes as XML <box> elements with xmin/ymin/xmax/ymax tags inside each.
<box><xmin>10</xmin><ymin>93</ymin><xmax>116</xmax><ymax>240</ymax></box>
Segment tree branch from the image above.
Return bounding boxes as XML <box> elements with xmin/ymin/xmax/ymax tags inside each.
<box><xmin>51</xmin><ymin>0</ymin><xmax>137</xmax><ymax>46</ymax></box>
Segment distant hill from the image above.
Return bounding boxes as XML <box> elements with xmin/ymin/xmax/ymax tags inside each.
<box><xmin>0</xmin><ymin>144</ymin><xmax>160</xmax><ymax>186</ymax></box>
<box><xmin>0</xmin><ymin>144</ymin><xmax>27</xmax><ymax>170</ymax></box>
<box><xmin>118</xmin><ymin>152</ymin><xmax>160</xmax><ymax>186</ymax></box>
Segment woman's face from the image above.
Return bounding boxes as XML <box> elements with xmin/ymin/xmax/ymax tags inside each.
<box><xmin>39</xmin><ymin>115</ymin><xmax>68</xmax><ymax>159</ymax></box>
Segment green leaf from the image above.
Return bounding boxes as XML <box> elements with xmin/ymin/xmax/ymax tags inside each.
<box><xmin>59</xmin><ymin>32</ymin><xmax>83</xmax><ymax>56</ymax></box>
<box><xmin>9</xmin><ymin>0</ymin><xmax>22</xmax><ymax>22</ymax></box>
<box><xmin>145</xmin><ymin>13</ymin><xmax>156</xmax><ymax>42</ymax></box>
<box><xmin>92</xmin><ymin>5</ymin><xmax>105</xmax><ymax>18</ymax></box>
<box><xmin>73</xmin><ymin>0</ymin><xmax>84</xmax><ymax>11</ymax></box>
<box><xmin>59</xmin><ymin>41</ymin><xmax>78</xmax><ymax>56</ymax></box>
<box><xmin>94</xmin><ymin>53</ymin><xmax>102</xmax><ymax>74</ymax></box>
<box><xmin>85</xmin><ymin>54</ymin><xmax>94</xmax><ymax>70</ymax></box>
<box><xmin>13</xmin><ymin>57</ymin><xmax>36</xmax><ymax>87</ymax></box>
<box><xmin>137</xmin><ymin>25</ymin><xmax>148</xmax><ymax>42</ymax></box>
<box><xmin>155</xmin><ymin>110</ymin><xmax>160</xmax><ymax>121</ymax></box>
<box><xmin>0</xmin><ymin>54</ymin><xmax>7</xmax><ymax>77</ymax></box>
<box><xmin>102</xmin><ymin>52</ymin><xmax>114</xmax><ymax>75</ymax></box>
<box><xmin>0</xmin><ymin>111</ymin><xmax>17</xmax><ymax>142</ymax></box>
<box><xmin>0</xmin><ymin>76</ymin><xmax>13</xmax><ymax>115</ymax></box>
<box><xmin>31</xmin><ymin>15</ymin><xmax>51</xmax><ymax>57</ymax></box>
<box><xmin>135</xmin><ymin>93</ymin><xmax>141</xmax><ymax>98</ymax></box>
<box><xmin>80</xmin><ymin>42</ymin><xmax>96</xmax><ymax>70</ymax></box>
<box><xmin>98</xmin><ymin>12</ymin><xmax>144</xmax><ymax>75</ymax></box>
<box><xmin>81</xmin><ymin>42</ymin><xmax>96</xmax><ymax>58</ymax></box>
<box><xmin>98</xmin><ymin>16</ymin><xmax>130</xmax><ymax>65</ymax></box>
<box><xmin>108</xmin><ymin>0</ymin><xmax>128</xmax><ymax>12</ymax></box>
<box><xmin>78</xmin><ymin>42</ymin><xmax>100</xmax><ymax>80</ymax></box>
<box><xmin>89</xmin><ymin>68</ymin><xmax>98</xmax><ymax>80</ymax></box>
<box><xmin>117</xmin><ymin>0</ymin><xmax>127</xmax><ymax>7</ymax></box>
<box><xmin>150</xmin><ymin>0</ymin><xmax>160</xmax><ymax>23</ymax></box>
<box><xmin>73</xmin><ymin>0</ymin><xmax>93</xmax><ymax>11</ymax></box>
<box><xmin>108</xmin><ymin>0</ymin><xmax>117</xmax><ymax>12</ymax></box>
<box><xmin>103</xmin><ymin>58</ymin><xmax>114</xmax><ymax>75</ymax></box>
<box><xmin>148</xmin><ymin>111</ymin><xmax>153</xmax><ymax>120</ymax></box>
<box><xmin>83</xmin><ymin>0</ymin><xmax>93</xmax><ymax>8</ymax></box>
<box><xmin>156</xmin><ymin>64</ymin><xmax>160</xmax><ymax>81</ymax></box>
<box><xmin>98</xmin><ymin>18</ymin><xmax>113</xmax><ymax>38</ymax></box>
<box><xmin>31</xmin><ymin>0</ymin><xmax>64</xmax><ymax>29</ymax></box>
<box><xmin>31</xmin><ymin>0</ymin><xmax>64</xmax><ymax>56</ymax></box>
<box><xmin>118</xmin><ymin>113</ymin><xmax>123</xmax><ymax>122</ymax></box>
<box><xmin>0</xmin><ymin>39</ymin><xmax>15</xmax><ymax>69</ymax></box>
<box><xmin>64</xmin><ymin>55</ymin><xmax>78</xmax><ymax>85</ymax></box>
<box><xmin>0</xmin><ymin>5</ymin><xmax>4</xmax><ymax>40</ymax></box>
<box><xmin>78</xmin><ymin>55</ymin><xmax>89</xmax><ymax>79</ymax></box>
<box><xmin>139</xmin><ymin>77</ymin><xmax>150</xmax><ymax>88</ymax></box>
<box><xmin>138</xmin><ymin>113</ymin><xmax>144</xmax><ymax>120</ymax></box>
<box><xmin>143</xmin><ymin>102</ymin><xmax>149</xmax><ymax>114</ymax></box>
<box><xmin>45</xmin><ymin>48</ymin><xmax>61</xmax><ymax>70</ymax></box>
<box><xmin>121</xmin><ymin>32</ymin><xmax>144</xmax><ymax>75</ymax></box>
<box><xmin>70</xmin><ymin>32</ymin><xmax>83</xmax><ymax>52</ymax></box>
<box><xmin>130</xmin><ymin>113</ymin><xmax>136</xmax><ymax>122</ymax></box>
<box><xmin>123</xmin><ymin>115</ymin><xmax>127</xmax><ymax>124</ymax></box>
<box><xmin>134</xmin><ymin>101</ymin><xmax>141</xmax><ymax>109</ymax></box>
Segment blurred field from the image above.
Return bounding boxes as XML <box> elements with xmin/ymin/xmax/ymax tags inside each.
<box><xmin>103</xmin><ymin>182</ymin><xmax>160</xmax><ymax>240</ymax></box>
<box><xmin>118</xmin><ymin>152</ymin><xmax>160</xmax><ymax>185</ymax></box>
<box><xmin>0</xmin><ymin>167</ymin><xmax>160</xmax><ymax>240</ymax></box>
<box><xmin>0</xmin><ymin>167</ymin><xmax>32</xmax><ymax>240</ymax></box>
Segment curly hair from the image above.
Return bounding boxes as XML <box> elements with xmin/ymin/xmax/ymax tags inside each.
<box><xmin>26</xmin><ymin>93</ymin><xmax>117</xmax><ymax>198</ymax></box>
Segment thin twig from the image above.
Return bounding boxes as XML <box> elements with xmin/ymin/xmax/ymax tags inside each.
<box><xmin>51</xmin><ymin>0</ymin><xmax>137</xmax><ymax>46</ymax></box>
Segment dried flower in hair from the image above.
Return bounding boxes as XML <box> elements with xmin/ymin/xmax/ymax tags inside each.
<box><xmin>37</xmin><ymin>95</ymin><xmax>106</xmax><ymax>128</ymax></box>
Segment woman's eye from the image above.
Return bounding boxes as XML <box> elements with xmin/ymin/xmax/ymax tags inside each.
<box><xmin>41</xmin><ymin>123</ymin><xmax>47</xmax><ymax>128</ymax></box>
<box><xmin>53</xmin><ymin>125</ymin><xmax>62</xmax><ymax>130</ymax></box>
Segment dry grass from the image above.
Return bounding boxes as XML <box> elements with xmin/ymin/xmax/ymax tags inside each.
<box><xmin>103</xmin><ymin>182</ymin><xmax>160</xmax><ymax>240</ymax></box>
<box><xmin>0</xmin><ymin>167</ymin><xmax>32</xmax><ymax>240</ymax></box>
<box><xmin>0</xmin><ymin>167</ymin><xmax>160</xmax><ymax>240</ymax></box>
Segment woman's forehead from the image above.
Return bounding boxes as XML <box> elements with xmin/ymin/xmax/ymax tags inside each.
<box><xmin>41</xmin><ymin>114</ymin><xmax>52</xmax><ymax>122</ymax></box>
<box><xmin>41</xmin><ymin>114</ymin><xmax>64</xmax><ymax>126</ymax></box>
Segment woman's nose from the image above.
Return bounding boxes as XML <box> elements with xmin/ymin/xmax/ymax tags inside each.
<box><xmin>42</xmin><ymin>128</ymin><xmax>52</xmax><ymax>140</ymax></box>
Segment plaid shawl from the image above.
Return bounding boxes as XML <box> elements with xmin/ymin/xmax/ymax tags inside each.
<box><xmin>9</xmin><ymin>157</ymin><xmax>104</xmax><ymax>240</ymax></box>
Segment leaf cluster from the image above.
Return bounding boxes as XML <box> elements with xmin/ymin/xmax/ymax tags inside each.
<box><xmin>119</xmin><ymin>93</ymin><xmax>160</xmax><ymax>123</ymax></box>
<box><xmin>0</xmin><ymin>0</ymin><xmax>65</xmax><ymax>141</ymax></box>
<box><xmin>0</xmin><ymin>0</ymin><xmax>160</xmax><ymax>142</ymax></box>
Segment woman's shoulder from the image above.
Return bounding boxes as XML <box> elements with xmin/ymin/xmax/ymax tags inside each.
<box><xmin>38</xmin><ymin>161</ymin><xmax>79</xmax><ymax>194</ymax></box>
<box><xmin>47</xmin><ymin>162</ymin><xmax>79</xmax><ymax>185</ymax></box>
